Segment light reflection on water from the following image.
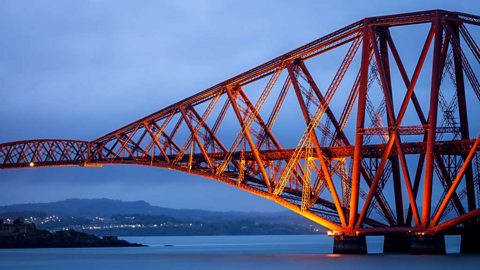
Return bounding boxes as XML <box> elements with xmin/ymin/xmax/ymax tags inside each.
<box><xmin>0</xmin><ymin>235</ymin><xmax>478</xmax><ymax>270</ymax></box>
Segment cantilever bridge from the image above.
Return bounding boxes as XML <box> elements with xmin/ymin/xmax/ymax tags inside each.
<box><xmin>1</xmin><ymin>10</ymin><xmax>480</xmax><ymax>253</ymax></box>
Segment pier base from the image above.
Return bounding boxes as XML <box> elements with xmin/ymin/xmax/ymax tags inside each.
<box><xmin>383</xmin><ymin>234</ymin><xmax>411</xmax><ymax>253</ymax></box>
<box><xmin>460</xmin><ymin>231</ymin><xmax>480</xmax><ymax>253</ymax></box>
<box><xmin>410</xmin><ymin>235</ymin><xmax>446</xmax><ymax>255</ymax></box>
<box><xmin>333</xmin><ymin>236</ymin><xmax>367</xmax><ymax>254</ymax></box>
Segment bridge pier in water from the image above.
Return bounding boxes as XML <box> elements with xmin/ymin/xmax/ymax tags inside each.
<box><xmin>460</xmin><ymin>224</ymin><xmax>480</xmax><ymax>253</ymax></box>
<box><xmin>383</xmin><ymin>234</ymin><xmax>411</xmax><ymax>253</ymax></box>
<box><xmin>461</xmin><ymin>233</ymin><xmax>480</xmax><ymax>253</ymax></box>
<box><xmin>332</xmin><ymin>234</ymin><xmax>452</xmax><ymax>254</ymax></box>
<box><xmin>410</xmin><ymin>235</ymin><xmax>446</xmax><ymax>255</ymax></box>
<box><xmin>332</xmin><ymin>236</ymin><xmax>367</xmax><ymax>254</ymax></box>
<box><xmin>332</xmin><ymin>231</ymin><xmax>480</xmax><ymax>254</ymax></box>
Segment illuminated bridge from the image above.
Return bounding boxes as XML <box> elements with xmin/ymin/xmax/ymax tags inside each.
<box><xmin>1</xmin><ymin>10</ymin><xmax>480</xmax><ymax>254</ymax></box>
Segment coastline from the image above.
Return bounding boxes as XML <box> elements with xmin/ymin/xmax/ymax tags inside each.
<box><xmin>0</xmin><ymin>219</ymin><xmax>144</xmax><ymax>249</ymax></box>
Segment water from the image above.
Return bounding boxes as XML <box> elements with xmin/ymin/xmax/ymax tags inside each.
<box><xmin>0</xmin><ymin>235</ymin><xmax>479</xmax><ymax>270</ymax></box>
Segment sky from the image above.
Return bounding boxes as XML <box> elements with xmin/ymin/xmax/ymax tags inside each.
<box><xmin>0</xmin><ymin>0</ymin><xmax>479</xmax><ymax>212</ymax></box>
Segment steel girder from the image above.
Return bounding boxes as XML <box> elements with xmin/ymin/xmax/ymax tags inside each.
<box><xmin>1</xmin><ymin>10</ymin><xmax>480</xmax><ymax>236</ymax></box>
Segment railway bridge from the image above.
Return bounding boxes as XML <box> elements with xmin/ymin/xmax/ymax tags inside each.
<box><xmin>1</xmin><ymin>10</ymin><xmax>480</xmax><ymax>254</ymax></box>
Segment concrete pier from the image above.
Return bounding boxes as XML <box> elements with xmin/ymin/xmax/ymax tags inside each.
<box><xmin>460</xmin><ymin>230</ymin><xmax>480</xmax><ymax>253</ymax></box>
<box><xmin>383</xmin><ymin>234</ymin><xmax>411</xmax><ymax>253</ymax></box>
<box><xmin>410</xmin><ymin>235</ymin><xmax>446</xmax><ymax>255</ymax></box>
<box><xmin>333</xmin><ymin>236</ymin><xmax>367</xmax><ymax>254</ymax></box>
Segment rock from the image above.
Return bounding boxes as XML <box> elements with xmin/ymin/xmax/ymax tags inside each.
<box><xmin>0</xmin><ymin>220</ymin><xmax>145</xmax><ymax>248</ymax></box>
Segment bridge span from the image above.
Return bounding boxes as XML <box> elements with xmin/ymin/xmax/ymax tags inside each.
<box><xmin>1</xmin><ymin>10</ymin><xmax>480</xmax><ymax>254</ymax></box>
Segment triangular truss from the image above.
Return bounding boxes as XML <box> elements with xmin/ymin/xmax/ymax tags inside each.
<box><xmin>1</xmin><ymin>10</ymin><xmax>480</xmax><ymax>236</ymax></box>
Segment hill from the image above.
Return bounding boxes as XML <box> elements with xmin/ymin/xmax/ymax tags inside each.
<box><xmin>0</xmin><ymin>198</ymin><xmax>308</xmax><ymax>222</ymax></box>
<box><xmin>0</xmin><ymin>199</ymin><xmax>325</xmax><ymax>236</ymax></box>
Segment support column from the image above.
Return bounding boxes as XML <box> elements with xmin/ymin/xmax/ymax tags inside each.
<box><xmin>383</xmin><ymin>234</ymin><xmax>411</xmax><ymax>253</ymax></box>
<box><xmin>378</xmin><ymin>27</ymin><xmax>405</xmax><ymax>227</ymax></box>
<box><xmin>410</xmin><ymin>235</ymin><xmax>446</xmax><ymax>255</ymax></box>
<box><xmin>460</xmin><ymin>227</ymin><xmax>480</xmax><ymax>253</ymax></box>
<box><xmin>349</xmin><ymin>20</ymin><xmax>370</xmax><ymax>231</ymax></box>
<box><xmin>422</xmin><ymin>12</ymin><xmax>443</xmax><ymax>227</ymax></box>
<box><xmin>333</xmin><ymin>235</ymin><xmax>367</xmax><ymax>254</ymax></box>
<box><xmin>452</xmin><ymin>23</ymin><xmax>476</xmax><ymax>213</ymax></box>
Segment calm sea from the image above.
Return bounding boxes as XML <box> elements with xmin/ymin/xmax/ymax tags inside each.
<box><xmin>0</xmin><ymin>234</ymin><xmax>479</xmax><ymax>270</ymax></box>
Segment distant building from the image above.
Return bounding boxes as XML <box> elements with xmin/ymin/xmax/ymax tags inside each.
<box><xmin>0</xmin><ymin>218</ymin><xmax>36</xmax><ymax>236</ymax></box>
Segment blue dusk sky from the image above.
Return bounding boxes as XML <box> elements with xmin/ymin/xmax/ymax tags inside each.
<box><xmin>0</xmin><ymin>0</ymin><xmax>479</xmax><ymax>211</ymax></box>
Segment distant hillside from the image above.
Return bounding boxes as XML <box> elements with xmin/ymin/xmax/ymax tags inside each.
<box><xmin>0</xmin><ymin>210</ymin><xmax>48</xmax><ymax>219</ymax></box>
<box><xmin>0</xmin><ymin>198</ymin><xmax>217</xmax><ymax>220</ymax></box>
<box><xmin>0</xmin><ymin>198</ymin><xmax>314</xmax><ymax>225</ymax></box>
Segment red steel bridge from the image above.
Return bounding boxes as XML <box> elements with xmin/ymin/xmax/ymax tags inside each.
<box><xmin>1</xmin><ymin>10</ymin><xmax>480</xmax><ymax>253</ymax></box>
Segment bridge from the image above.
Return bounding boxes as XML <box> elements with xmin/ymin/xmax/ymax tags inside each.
<box><xmin>1</xmin><ymin>10</ymin><xmax>480</xmax><ymax>254</ymax></box>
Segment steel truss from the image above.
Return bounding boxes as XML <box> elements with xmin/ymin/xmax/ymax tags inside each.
<box><xmin>1</xmin><ymin>10</ymin><xmax>480</xmax><ymax>236</ymax></box>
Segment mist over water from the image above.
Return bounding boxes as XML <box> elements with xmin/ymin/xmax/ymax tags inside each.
<box><xmin>0</xmin><ymin>235</ymin><xmax>479</xmax><ymax>270</ymax></box>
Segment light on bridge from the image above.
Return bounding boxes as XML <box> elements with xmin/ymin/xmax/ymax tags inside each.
<box><xmin>29</xmin><ymin>162</ymin><xmax>34</xmax><ymax>167</ymax></box>
<box><xmin>327</xmin><ymin>230</ymin><xmax>343</xmax><ymax>237</ymax></box>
